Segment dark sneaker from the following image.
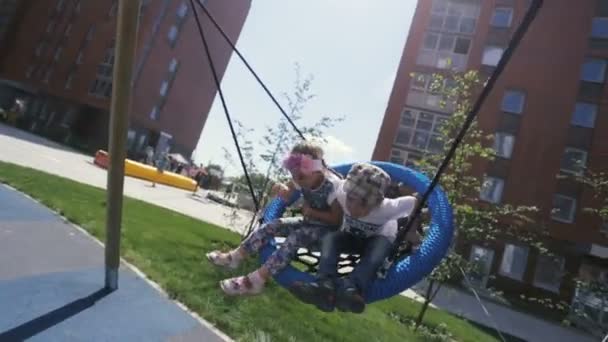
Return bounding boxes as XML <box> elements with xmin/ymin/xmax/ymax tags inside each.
<box><xmin>289</xmin><ymin>280</ymin><xmax>335</xmax><ymax>312</ymax></box>
<box><xmin>335</xmin><ymin>286</ymin><xmax>365</xmax><ymax>313</ymax></box>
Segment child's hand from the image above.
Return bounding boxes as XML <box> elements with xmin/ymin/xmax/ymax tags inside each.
<box><xmin>301</xmin><ymin>203</ymin><xmax>315</xmax><ymax>219</ymax></box>
<box><xmin>271</xmin><ymin>183</ymin><xmax>289</xmax><ymax>200</ymax></box>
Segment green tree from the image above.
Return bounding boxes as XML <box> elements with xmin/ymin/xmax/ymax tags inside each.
<box><xmin>567</xmin><ymin>170</ymin><xmax>608</xmax><ymax>334</ymax></box>
<box><xmin>412</xmin><ymin>70</ymin><xmax>550</xmax><ymax>328</ymax></box>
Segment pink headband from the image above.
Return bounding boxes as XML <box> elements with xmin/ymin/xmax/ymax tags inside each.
<box><xmin>282</xmin><ymin>153</ymin><xmax>324</xmax><ymax>175</ymax></box>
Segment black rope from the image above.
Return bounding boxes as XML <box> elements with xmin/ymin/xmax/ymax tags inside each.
<box><xmin>194</xmin><ymin>0</ymin><xmax>306</xmax><ymax>141</ymax></box>
<box><xmin>384</xmin><ymin>0</ymin><xmax>545</xmax><ymax>268</ymax></box>
<box><xmin>243</xmin><ymin>132</ymin><xmax>287</xmax><ymax>238</ymax></box>
<box><xmin>189</xmin><ymin>0</ymin><xmax>260</xmax><ymax>212</ymax></box>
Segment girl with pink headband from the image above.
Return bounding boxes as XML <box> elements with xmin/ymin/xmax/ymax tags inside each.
<box><xmin>207</xmin><ymin>141</ymin><xmax>344</xmax><ymax>296</ymax></box>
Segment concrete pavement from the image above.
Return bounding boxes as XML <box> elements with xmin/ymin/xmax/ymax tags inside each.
<box><xmin>0</xmin><ymin>123</ymin><xmax>253</xmax><ymax>234</ymax></box>
<box><xmin>0</xmin><ymin>184</ymin><xmax>231</xmax><ymax>341</ymax></box>
<box><xmin>402</xmin><ymin>282</ymin><xmax>596</xmax><ymax>342</ymax></box>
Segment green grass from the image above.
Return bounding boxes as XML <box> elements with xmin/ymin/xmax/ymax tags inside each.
<box><xmin>0</xmin><ymin>161</ymin><xmax>518</xmax><ymax>342</ymax></box>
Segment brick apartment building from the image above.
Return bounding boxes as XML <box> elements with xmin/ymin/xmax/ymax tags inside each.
<box><xmin>0</xmin><ymin>0</ymin><xmax>251</xmax><ymax>160</ymax></box>
<box><xmin>373</xmin><ymin>0</ymin><xmax>607</xmax><ymax>333</ymax></box>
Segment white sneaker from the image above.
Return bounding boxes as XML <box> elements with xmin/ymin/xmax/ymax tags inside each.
<box><xmin>206</xmin><ymin>250</ymin><xmax>240</xmax><ymax>270</ymax></box>
<box><xmin>219</xmin><ymin>275</ymin><xmax>264</xmax><ymax>296</ymax></box>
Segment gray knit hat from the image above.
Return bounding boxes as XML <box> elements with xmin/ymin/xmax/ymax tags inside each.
<box><xmin>343</xmin><ymin>163</ymin><xmax>391</xmax><ymax>205</ymax></box>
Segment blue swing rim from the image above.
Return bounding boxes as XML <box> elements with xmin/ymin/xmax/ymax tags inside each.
<box><xmin>258</xmin><ymin>161</ymin><xmax>454</xmax><ymax>303</ymax></box>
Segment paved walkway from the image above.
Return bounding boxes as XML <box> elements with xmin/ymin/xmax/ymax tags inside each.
<box><xmin>0</xmin><ymin>184</ymin><xmax>231</xmax><ymax>341</ymax></box>
<box><xmin>0</xmin><ymin>123</ymin><xmax>253</xmax><ymax>234</ymax></box>
<box><xmin>403</xmin><ymin>282</ymin><xmax>596</xmax><ymax>342</ymax></box>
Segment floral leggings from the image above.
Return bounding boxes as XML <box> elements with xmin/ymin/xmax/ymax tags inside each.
<box><xmin>241</xmin><ymin>217</ymin><xmax>331</xmax><ymax>275</ymax></box>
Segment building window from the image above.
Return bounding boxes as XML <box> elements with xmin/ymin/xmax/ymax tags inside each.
<box><xmin>165</xmin><ymin>3</ymin><xmax>190</xmax><ymax>48</ymax></box>
<box><xmin>580</xmin><ymin>58</ymin><xmax>607</xmax><ymax>83</ymax></box>
<box><xmin>55</xmin><ymin>0</ymin><xmax>66</xmax><ymax>11</ymax></box>
<box><xmin>65</xmin><ymin>23</ymin><xmax>73</xmax><ymax>36</ymax></box>
<box><xmin>395</xmin><ymin>109</ymin><xmax>446</xmax><ymax>153</ymax></box>
<box><xmin>85</xmin><ymin>25</ymin><xmax>95</xmax><ymax>42</ymax></box>
<box><xmin>499</xmin><ymin>244</ymin><xmax>528</xmax><ymax>281</ymax></box>
<box><xmin>551</xmin><ymin>194</ymin><xmax>577</xmax><ymax>223</ymax></box>
<box><xmin>407</xmin><ymin>73</ymin><xmax>455</xmax><ymax>112</ymax></box>
<box><xmin>592</xmin><ymin>17</ymin><xmax>608</xmax><ymax>39</ymax></box>
<box><xmin>109</xmin><ymin>1</ymin><xmax>118</xmax><ymax>17</ymax></box>
<box><xmin>155</xmin><ymin>58</ymin><xmax>180</xmax><ymax>107</ymax></box>
<box><xmin>405</xmin><ymin>154</ymin><xmax>421</xmax><ymax>168</ymax></box>
<box><xmin>469</xmin><ymin>245</ymin><xmax>495</xmax><ymax>288</ymax></box>
<box><xmin>140</xmin><ymin>0</ymin><xmax>151</xmax><ymax>18</ymax></box>
<box><xmin>25</xmin><ymin>65</ymin><xmax>35</xmax><ymax>78</ymax></box>
<box><xmin>35</xmin><ymin>42</ymin><xmax>45</xmax><ymax>57</ymax></box>
<box><xmin>46</xmin><ymin>21</ymin><xmax>55</xmax><ymax>33</ymax></box>
<box><xmin>533</xmin><ymin>255</ymin><xmax>565</xmax><ymax>293</ymax></box>
<box><xmin>601</xmin><ymin>222</ymin><xmax>608</xmax><ymax>235</ymax></box>
<box><xmin>571</xmin><ymin>285</ymin><xmax>608</xmax><ymax>330</ymax></box>
<box><xmin>53</xmin><ymin>47</ymin><xmax>63</xmax><ymax>61</ymax></box>
<box><xmin>501</xmin><ymin>90</ymin><xmax>525</xmax><ymax>114</ymax></box>
<box><xmin>89</xmin><ymin>79</ymin><xmax>112</xmax><ymax>98</ymax></box>
<box><xmin>390</xmin><ymin>149</ymin><xmax>406</xmax><ymax>165</ymax></box>
<box><xmin>454</xmin><ymin>37</ymin><xmax>471</xmax><ymax>54</ymax></box>
<box><xmin>65</xmin><ymin>70</ymin><xmax>75</xmax><ymax>89</ymax></box>
<box><xmin>159</xmin><ymin>80</ymin><xmax>169</xmax><ymax>97</ymax></box>
<box><xmin>43</xmin><ymin>67</ymin><xmax>53</xmax><ymax>83</ymax></box>
<box><xmin>491</xmin><ymin>7</ymin><xmax>513</xmax><ymax>28</ymax></box>
<box><xmin>169</xmin><ymin>58</ymin><xmax>179</xmax><ymax>73</ymax></box>
<box><xmin>480</xmin><ymin>176</ymin><xmax>504</xmax><ymax>204</ymax></box>
<box><xmin>571</xmin><ymin>102</ymin><xmax>598</xmax><ymax>128</ymax></box>
<box><xmin>177</xmin><ymin>2</ymin><xmax>189</xmax><ymax>19</ymax></box>
<box><xmin>149</xmin><ymin>106</ymin><xmax>160</xmax><ymax>121</ymax></box>
<box><xmin>429</xmin><ymin>0</ymin><xmax>480</xmax><ymax>34</ymax></box>
<box><xmin>76</xmin><ymin>51</ymin><xmax>84</xmax><ymax>64</ymax></box>
<box><xmin>167</xmin><ymin>25</ymin><xmax>179</xmax><ymax>46</ymax></box>
<box><xmin>89</xmin><ymin>42</ymin><xmax>114</xmax><ymax>98</ymax></box>
<box><xmin>494</xmin><ymin>132</ymin><xmax>515</xmax><ymax>159</ymax></box>
<box><xmin>97</xmin><ymin>64</ymin><xmax>112</xmax><ymax>78</ymax></box>
<box><xmin>127</xmin><ymin>129</ymin><xmax>137</xmax><ymax>150</ymax></box>
<box><xmin>418</xmin><ymin>32</ymin><xmax>471</xmax><ymax>71</ymax></box>
<box><xmin>560</xmin><ymin>147</ymin><xmax>588</xmax><ymax>175</ymax></box>
<box><xmin>482</xmin><ymin>45</ymin><xmax>504</xmax><ymax>67</ymax></box>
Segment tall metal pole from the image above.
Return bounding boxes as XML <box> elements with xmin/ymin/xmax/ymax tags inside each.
<box><xmin>105</xmin><ymin>0</ymin><xmax>141</xmax><ymax>291</ymax></box>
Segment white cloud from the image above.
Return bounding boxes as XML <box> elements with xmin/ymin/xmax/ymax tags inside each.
<box><xmin>309</xmin><ymin>135</ymin><xmax>355</xmax><ymax>163</ymax></box>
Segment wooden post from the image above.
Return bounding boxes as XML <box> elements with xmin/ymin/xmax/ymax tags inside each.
<box><xmin>105</xmin><ymin>0</ymin><xmax>140</xmax><ymax>291</ymax></box>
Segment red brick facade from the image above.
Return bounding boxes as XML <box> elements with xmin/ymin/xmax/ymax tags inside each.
<box><xmin>373</xmin><ymin>0</ymin><xmax>608</xmax><ymax>308</ymax></box>
<box><xmin>0</xmin><ymin>0</ymin><xmax>250</xmax><ymax>159</ymax></box>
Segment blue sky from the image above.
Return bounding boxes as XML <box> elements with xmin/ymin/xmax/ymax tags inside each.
<box><xmin>195</xmin><ymin>1</ymin><xmax>417</xmax><ymax>175</ymax></box>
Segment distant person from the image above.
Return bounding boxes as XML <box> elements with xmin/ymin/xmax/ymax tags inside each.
<box><xmin>151</xmin><ymin>152</ymin><xmax>169</xmax><ymax>188</ymax></box>
<box><xmin>144</xmin><ymin>146</ymin><xmax>154</xmax><ymax>165</ymax></box>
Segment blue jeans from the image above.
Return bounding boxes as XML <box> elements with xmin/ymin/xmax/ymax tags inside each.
<box><xmin>317</xmin><ymin>231</ymin><xmax>393</xmax><ymax>292</ymax></box>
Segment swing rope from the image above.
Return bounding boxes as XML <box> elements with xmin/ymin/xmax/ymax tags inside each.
<box><xmin>189</xmin><ymin>0</ymin><xmax>260</xmax><ymax>212</ymax></box>
<box><xmin>194</xmin><ymin>0</ymin><xmax>309</xmax><ymax>238</ymax></box>
<box><xmin>194</xmin><ymin>0</ymin><xmax>306</xmax><ymax>141</ymax></box>
<box><xmin>384</xmin><ymin>0</ymin><xmax>544</xmax><ymax>271</ymax></box>
<box><xmin>189</xmin><ymin>0</ymin><xmax>543</xmax><ymax>274</ymax></box>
